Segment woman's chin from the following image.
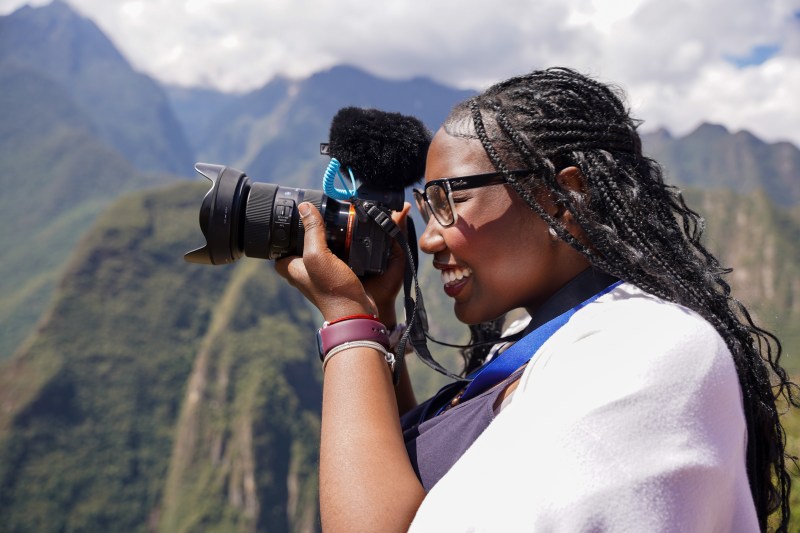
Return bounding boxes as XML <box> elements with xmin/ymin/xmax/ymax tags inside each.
<box><xmin>453</xmin><ymin>302</ymin><xmax>503</xmax><ymax>326</ymax></box>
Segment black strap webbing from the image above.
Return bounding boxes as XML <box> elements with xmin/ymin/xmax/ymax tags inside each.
<box><xmin>358</xmin><ymin>201</ymin><xmax>468</xmax><ymax>383</ymax></box>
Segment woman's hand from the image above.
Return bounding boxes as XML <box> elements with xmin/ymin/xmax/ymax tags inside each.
<box><xmin>274</xmin><ymin>202</ymin><xmax>376</xmax><ymax>321</ymax></box>
<box><xmin>275</xmin><ymin>201</ymin><xmax>412</xmax><ymax>325</ymax></box>
<box><xmin>361</xmin><ymin>202</ymin><xmax>412</xmax><ymax>324</ymax></box>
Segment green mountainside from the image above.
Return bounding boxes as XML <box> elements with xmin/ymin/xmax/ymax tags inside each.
<box><xmin>0</xmin><ymin>62</ymin><xmax>175</xmax><ymax>359</ymax></box>
<box><xmin>683</xmin><ymin>188</ymin><xmax>800</xmax><ymax>372</ymax></box>
<box><xmin>0</xmin><ymin>0</ymin><xmax>194</xmax><ymax>359</ymax></box>
<box><xmin>0</xmin><ymin>183</ymin><xmax>322</xmax><ymax>532</ymax></box>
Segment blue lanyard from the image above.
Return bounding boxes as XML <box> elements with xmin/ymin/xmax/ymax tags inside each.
<box><xmin>457</xmin><ymin>281</ymin><xmax>622</xmax><ymax>404</ymax></box>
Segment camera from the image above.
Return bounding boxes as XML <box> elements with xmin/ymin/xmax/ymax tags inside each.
<box><xmin>184</xmin><ymin>162</ymin><xmax>403</xmax><ymax>276</ymax></box>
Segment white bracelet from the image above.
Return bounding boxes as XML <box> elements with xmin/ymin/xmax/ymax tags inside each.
<box><xmin>322</xmin><ymin>340</ymin><xmax>397</xmax><ymax>373</ymax></box>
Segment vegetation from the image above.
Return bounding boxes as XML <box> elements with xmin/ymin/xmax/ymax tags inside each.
<box><xmin>0</xmin><ymin>183</ymin><xmax>323</xmax><ymax>532</ymax></box>
<box><xmin>683</xmin><ymin>188</ymin><xmax>800</xmax><ymax>373</ymax></box>
<box><xmin>0</xmin><ymin>63</ymin><xmax>176</xmax><ymax>359</ymax></box>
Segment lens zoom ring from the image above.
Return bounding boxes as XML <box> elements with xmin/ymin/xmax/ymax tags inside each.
<box><xmin>244</xmin><ymin>184</ymin><xmax>276</xmax><ymax>259</ymax></box>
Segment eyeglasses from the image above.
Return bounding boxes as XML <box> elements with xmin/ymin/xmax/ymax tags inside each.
<box><xmin>413</xmin><ymin>169</ymin><xmax>532</xmax><ymax>227</ymax></box>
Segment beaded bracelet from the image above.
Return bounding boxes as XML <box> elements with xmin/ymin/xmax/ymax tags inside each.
<box><xmin>322</xmin><ymin>340</ymin><xmax>397</xmax><ymax>373</ymax></box>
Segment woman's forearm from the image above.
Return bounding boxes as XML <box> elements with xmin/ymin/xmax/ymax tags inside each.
<box><xmin>394</xmin><ymin>361</ymin><xmax>418</xmax><ymax>415</ymax></box>
<box><xmin>374</xmin><ymin>305</ymin><xmax>417</xmax><ymax>416</ymax></box>
<box><xmin>320</xmin><ymin>347</ymin><xmax>425</xmax><ymax>532</ymax></box>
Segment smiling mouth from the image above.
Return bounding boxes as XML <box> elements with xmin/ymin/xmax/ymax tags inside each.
<box><xmin>441</xmin><ymin>266</ymin><xmax>473</xmax><ymax>294</ymax></box>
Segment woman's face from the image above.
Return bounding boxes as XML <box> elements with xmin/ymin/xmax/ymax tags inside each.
<box><xmin>418</xmin><ymin>127</ymin><xmax>589</xmax><ymax>324</ymax></box>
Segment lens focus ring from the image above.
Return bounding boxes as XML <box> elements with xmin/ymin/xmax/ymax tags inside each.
<box><xmin>244</xmin><ymin>183</ymin><xmax>277</xmax><ymax>259</ymax></box>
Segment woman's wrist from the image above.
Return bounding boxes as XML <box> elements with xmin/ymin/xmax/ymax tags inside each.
<box><xmin>320</xmin><ymin>300</ymin><xmax>377</xmax><ymax>324</ymax></box>
<box><xmin>374</xmin><ymin>302</ymin><xmax>397</xmax><ymax>329</ymax></box>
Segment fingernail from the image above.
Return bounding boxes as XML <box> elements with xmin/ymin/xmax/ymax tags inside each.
<box><xmin>298</xmin><ymin>202</ymin><xmax>311</xmax><ymax>218</ymax></box>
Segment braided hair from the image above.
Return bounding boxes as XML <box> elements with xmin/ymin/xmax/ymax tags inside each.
<box><xmin>446</xmin><ymin>67</ymin><xmax>798</xmax><ymax>531</ymax></box>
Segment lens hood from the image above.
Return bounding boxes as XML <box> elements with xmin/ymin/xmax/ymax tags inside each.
<box><xmin>184</xmin><ymin>163</ymin><xmax>250</xmax><ymax>265</ymax></box>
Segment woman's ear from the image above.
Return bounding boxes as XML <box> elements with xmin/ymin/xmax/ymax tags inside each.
<box><xmin>553</xmin><ymin>167</ymin><xmax>589</xmax><ymax>241</ymax></box>
<box><xmin>555</xmin><ymin>166</ymin><xmax>587</xmax><ymax>197</ymax></box>
<box><xmin>557</xmin><ymin>166</ymin><xmax>588</xmax><ymax>217</ymax></box>
<box><xmin>536</xmin><ymin>166</ymin><xmax>588</xmax><ymax>223</ymax></box>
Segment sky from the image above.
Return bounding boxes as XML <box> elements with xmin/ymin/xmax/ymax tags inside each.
<box><xmin>2</xmin><ymin>0</ymin><xmax>799</xmax><ymax>146</ymax></box>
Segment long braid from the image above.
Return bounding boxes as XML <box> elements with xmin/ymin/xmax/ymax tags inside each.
<box><xmin>447</xmin><ymin>67</ymin><xmax>798</xmax><ymax>531</ymax></box>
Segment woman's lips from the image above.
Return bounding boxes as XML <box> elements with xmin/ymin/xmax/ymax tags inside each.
<box><xmin>441</xmin><ymin>266</ymin><xmax>472</xmax><ymax>298</ymax></box>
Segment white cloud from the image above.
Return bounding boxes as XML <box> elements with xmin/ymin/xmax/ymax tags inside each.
<box><xmin>1</xmin><ymin>0</ymin><xmax>798</xmax><ymax>145</ymax></box>
<box><xmin>656</xmin><ymin>56</ymin><xmax>800</xmax><ymax>143</ymax></box>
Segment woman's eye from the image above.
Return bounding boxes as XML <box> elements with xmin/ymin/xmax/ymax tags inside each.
<box><xmin>451</xmin><ymin>194</ymin><xmax>471</xmax><ymax>204</ymax></box>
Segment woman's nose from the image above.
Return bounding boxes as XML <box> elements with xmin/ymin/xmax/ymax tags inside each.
<box><xmin>418</xmin><ymin>218</ymin><xmax>446</xmax><ymax>255</ymax></box>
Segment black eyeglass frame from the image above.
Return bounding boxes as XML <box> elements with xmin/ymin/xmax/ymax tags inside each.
<box><xmin>413</xmin><ymin>169</ymin><xmax>533</xmax><ymax>227</ymax></box>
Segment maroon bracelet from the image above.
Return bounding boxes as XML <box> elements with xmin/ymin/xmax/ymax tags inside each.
<box><xmin>316</xmin><ymin>318</ymin><xmax>390</xmax><ymax>361</ymax></box>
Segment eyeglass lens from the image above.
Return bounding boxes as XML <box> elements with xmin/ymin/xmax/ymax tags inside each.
<box><xmin>414</xmin><ymin>184</ymin><xmax>455</xmax><ymax>227</ymax></box>
<box><xmin>413</xmin><ymin>190</ymin><xmax>431</xmax><ymax>223</ymax></box>
<box><xmin>427</xmin><ymin>184</ymin><xmax>453</xmax><ymax>225</ymax></box>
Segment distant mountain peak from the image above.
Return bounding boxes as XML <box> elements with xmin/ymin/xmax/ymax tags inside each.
<box><xmin>2</xmin><ymin>0</ymin><xmax>126</xmax><ymax>63</ymax></box>
<box><xmin>12</xmin><ymin>0</ymin><xmax>72</xmax><ymax>16</ymax></box>
<box><xmin>0</xmin><ymin>0</ymin><xmax>194</xmax><ymax>174</ymax></box>
<box><xmin>306</xmin><ymin>64</ymin><xmax>378</xmax><ymax>85</ymax></box>
<box><xmin>733</xmin><ymin>129</ymin><xmax>762</xmax><ymax>144</ymax></box>
<box><xmin>320</xmin><ymin>64</ymin><xmax>369</xmax><ymax>76</ymax></box>
<box><xmin>644</xmin><ymin>126</ymin><xmax>673</xmax><ymax>141</ymax></box>
<box><xmin>308</xmin><ymin>63</ymin><xmax>467</xmax><ymax>93</ymax></box>
<box><xmin>690</xmin><ymin>122</ymin><xmax>731</xmax><ymax>138</ymax></box>
<box><xmin>33</xmin><ymin>0</ymin><xmax>73</xmax><ymax>13</ymax></box>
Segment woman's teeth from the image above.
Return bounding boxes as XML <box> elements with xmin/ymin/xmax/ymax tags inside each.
<box><xmin>442</xmin><ymin>267</ymin><xmax>473</xmax><ymax>285</ymax></box>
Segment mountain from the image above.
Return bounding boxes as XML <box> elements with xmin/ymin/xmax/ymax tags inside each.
<box><xmin>177</xmin><ymin>65</ymin><xmax>476</xmax><ymax>188</ymax></box>
<box><xmin>163</xmin><ymin>85</ymin><xmax>241</xmax><ymax>154</ymax></box>
<box><xmin>0</xmin><ymin>61</ymin><xmax>176</xmax><ymax>359</ymax></box>
<box><xmin>642</xmin><ymin>123</ymin><xmax>800</xmax><ymax>207</ymax></box>
<box><xmin>0</xmin><ymin>1</ymin><xmax>194</xmax><ymax>175</ymax></box>
<box><xmin>0</xmin><ymin>1</ymin><xmax>198</xmax><ymax>359</ymax></box>
<box><xmin>683</xmin><ymin>188</ymin><xmax>800</xmax><ymax>370</ymax></box>
<box><xmin>0</xmin><ymin>183</ymin><xmax>323</xmax><ymax>532</ymax></box>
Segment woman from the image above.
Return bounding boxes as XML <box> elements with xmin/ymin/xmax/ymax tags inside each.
<box><xmin>276</xmin><ymin>67</ymin><xmax>796</xmax><ymax>531</ymax></box>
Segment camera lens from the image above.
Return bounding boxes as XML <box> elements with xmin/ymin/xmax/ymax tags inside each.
<box><xmin>185</xmin><ymin>163</ymin><xmax>354</xmax><ymax>266</ymax></box>
<box><xmin>243</xmin><ymin>184</ymin><xmax>326</xmax><ymax>260</ymax></box>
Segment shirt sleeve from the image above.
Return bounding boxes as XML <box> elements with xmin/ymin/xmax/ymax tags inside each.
<box><xmin>409</xmin><ymin>289</ymin><xmax>759</xmax><ymax>532</ymax></box>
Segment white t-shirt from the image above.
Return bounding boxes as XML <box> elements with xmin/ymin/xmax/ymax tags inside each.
<box><xmin>409</xmin><ymin>283</ymin><xmax>758</xmax><ymax>532</ymax></box>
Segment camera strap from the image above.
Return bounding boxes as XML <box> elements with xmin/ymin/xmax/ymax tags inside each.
<box><xmin>355</xmin><ymin>201</ymin><xmax>468</xmax><ymax>383</ymax></box>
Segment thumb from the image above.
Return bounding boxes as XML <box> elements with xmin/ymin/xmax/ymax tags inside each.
<box><xmin>392</xmin><ymin>201</ymin><xmax>412</xmax><ymax>228</ymax></box>
<box><xmin>298</xmin><ymin>202</ymin><xmax>328</xmax><ymax>257</ymax></box>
